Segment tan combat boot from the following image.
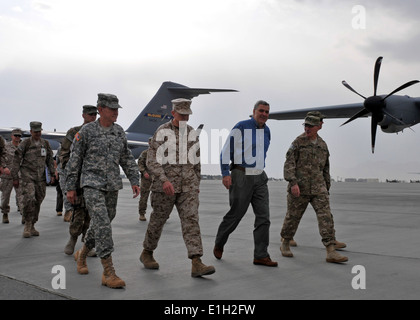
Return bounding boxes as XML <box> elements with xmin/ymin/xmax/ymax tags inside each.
<box><xmin>326</xmin><ymin>244</ymin><xmax>348</xmax><ymax>263</ymax></box>
<box><xmin>101</xmin><ymin>255</ymin><xmax>126</xmax><ymax>288</ymax></box>
<box><xmin>74</xmin><ymin>245</ymin><xmax>90</xmax><ymax>274</ymax></box>
<box><xmin>2</xmin><ymin>214</ymin><xmax>9</xmax><ymax>224</ymax></box>
<box><xmin>139</xmin><ymin>249</ymin><xmax>159</xmax><ymax>269</ymax></box>
<box><xmin>334</xmin><ymin>240</ymin><xmax>347</xmax><ymax>250</ymax></box>
<box><xmin>280</xmin><ymin>239</ymin><xmax>293</xmax><ymax>257</ymax></box>
<box><xmin>281</xmin><ymin>238</ymin><xmax>297</xmax><ymax>247</ymax></box>
<box><xmin>139</xmin><ymin>214</ymin><xmax>146</xmax><ymax>221</ymax></box>
<box><xmin>63</xmin><ymin>210</ymin><xmax>72</xmax><ymax>222</ymax></box>
<box><xmin>22</xmin><ymin>222</ymin><xmax>31</xmax><ymax>238</ymax></box>
<box><xmin>30</xmin><ymin>223</ymin><xmax>39</xmax><ymax>236</ymax></box>
<box><xmin>64</xmin><ymin>235</ymin><xmax>78</xmax><ymax>255</ymax></box>
<box><xmin>191</xmin><ymin>256</ymin><xmax>215</xmax><ymax>278</ymax></box>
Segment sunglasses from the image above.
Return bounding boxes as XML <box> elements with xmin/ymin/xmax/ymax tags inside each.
<box><xmin>13</xmin><ymin>134</ymin><xmax>22</xmax><ymax>137</ymax></box>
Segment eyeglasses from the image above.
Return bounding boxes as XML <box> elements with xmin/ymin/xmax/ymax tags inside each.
<box><xmin>303</xmin><ymin>124</ymin><xmax>315</xmax><ymax>128</ymax></box>
<box><xmin>87</xmin><ymin>113</ymin><xmax>98</xmax><ymax>116</ymax></box>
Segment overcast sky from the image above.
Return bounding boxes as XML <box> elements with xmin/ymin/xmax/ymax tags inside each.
<box><xmin>1</xmin><ymin>0</ymin><xmax>420</xmax><ymax>181</ymax></box>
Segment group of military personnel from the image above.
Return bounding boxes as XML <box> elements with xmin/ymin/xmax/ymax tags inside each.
<box><xmin>0</xmin><ymin>94</ymin><xmax>348</xmax><ymax>290</ymax></box>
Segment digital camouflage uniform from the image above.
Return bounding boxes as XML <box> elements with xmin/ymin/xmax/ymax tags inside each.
<box><xmin>1</xmin><ymin>140</ymin><xmax>24</xmax><ymax>215</ymax></box>
<box><xmin>143</xmin><ymin>120</ymin><xmax>203</xmax><ymax>258</ymax></box>
<box><xmin>137</xmin><ymin>148</ymin><xmax>152</xmax><ymax>216</ymax></box>
<box><xmin>281</xmin><ymin>132</ymin><xmax>336</xmax><ymax>247</ymax></box>
<box><xmin>12</xmin><ymin>136</ymin><xmax>55</xmax><ymax>225</ymax></box>
<box><xmin>59</xmin><ymin>124</ymin><xmax>90</xmax><ymax>238</ymax></box>
<box><xmin>65</xmin><ymin>120</ymin><xmax>139</xmax><ymax>259</ymax></box>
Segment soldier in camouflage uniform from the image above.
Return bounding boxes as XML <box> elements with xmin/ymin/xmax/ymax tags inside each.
<box><xmin>139</xmin><ymin>98</ymin><xmax>215</xmax><ymax>278</ymax></box>
<box><xmin>0</xmin><ymin>136</ymin><xmax>11</xmax><ymax>176</ymax></box>
<box><xmin>1</xmin><ymin>129</ymin><xmax>24</xmax><ymax>223</ymax></box>
<box><xmin>280</xmin><ymin>114</ymin><xmax>348</xmax><ymax>263</ymax></box>
<box><xmin>137</xmin><ymin>139</ymin><xmax>152</xmax><ymax>221</ymax></box>
<box><xmin>281</xmin><ymin>111</ymin><xmax>347</xmax><ymax>250</ymax></box>
<box><xmin>12</xmin><ymin>122</ymin><xmax>56</xmax><ymax>238</ymax></box>
<box><xmin>66</xmin><ymin>94</ymin><xmax>140</xmax><ymax>289</ymax></box>
<box><xmin>59</xmin><ymin>105</ymin><xmax>98</xmax><ymax>255</ymax></box>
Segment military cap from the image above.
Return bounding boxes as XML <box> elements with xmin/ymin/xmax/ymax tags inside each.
<box><xmin>307</xmin><ymin>111</ymin><xmax>326</xmax><ymax>121</ymax></box>
<box><xmin>30</xmin><ymin>121</ymin><xmax>43</xmax><ymax>132</ymax></box>
<box><xmin>83</xmin><ymin>105</ymin><xmax>98</xmax><ymax>114</ymax></box>
<box><xmin>97</xmin><ymin>93</ymin><xmax>122</xmax><ymax>109</ymax></box>
<box><xmin>304</xmin><ymin>115</ymin><xmax>321</xmax><ymax>126</ymax></box>
<box><xmin>11</xmin><ymin>128</ymin><xmax>22</xmax><ymax>136</ymax></box>
<box><xmin>172</xmin><ymin>98</ymin><xmax>192</xmax><ymax>115</ymax></box>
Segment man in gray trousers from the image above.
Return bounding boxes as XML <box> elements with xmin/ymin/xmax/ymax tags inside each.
<box><xmin>214</xmin><ymin>100</ymin><xmax>277</xmax><ymax>267</ymax></box>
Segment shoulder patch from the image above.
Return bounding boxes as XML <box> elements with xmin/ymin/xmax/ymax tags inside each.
<box><xmin>75</xmin><ymin>132</ymin><xmax>82</xmax><ymax>142</ymax></box>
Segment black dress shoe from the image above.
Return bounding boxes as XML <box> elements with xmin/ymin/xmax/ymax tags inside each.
<box><xmin>213</xmin><ymin>246</ymin><xmax>223</xmax><ymax>260</ymax></box>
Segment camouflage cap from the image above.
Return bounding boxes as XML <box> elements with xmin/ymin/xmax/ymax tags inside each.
<box><xmin>304</xmin><ymin>115</ymin><xmax>321</xmax><ymax>126</ymax></box>
<box><xmin>83</xmin><ymin>105</ymin><xmax>98</xmax><ymax>114</ymax></box>
<box><xmin>30</xmin><ymin>121</ymin><xmax>43</xmax><ymax>132</ymax></box>
<box><xmin>97</xmin><ymin>93</ymin><xmax>122</xmax><ymax>109</ymax></box>
<box><xmin>172</xmin><ymin>98</ymin><xmax>192</xmax><ymax>115</ymax></box>
<box><xmin>11</xmin><ymin>128</ymin><xmax>22</xmax><ymax>136</ymax></box>
<box><xmin>306</xmin><ymin>111</ymin><xmax>326</xmax><ymax>121</ymax></box>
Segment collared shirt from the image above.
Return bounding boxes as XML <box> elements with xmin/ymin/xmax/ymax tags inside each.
<box><xmin>220</xmin><ymin>117</ymin><xmax>270</xmax><ymax>177</ymax></box>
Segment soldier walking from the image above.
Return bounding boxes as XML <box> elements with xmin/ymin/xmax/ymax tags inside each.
<box><xmin>280</xmin><ymin>113</ymin><xmax>348</xmax><ymax>263</ymax></box>
<box><xmin>1</xmin><ymin>129</ymin><xmax>24</xmax><ymax>223</ymax></box>
<box><xmin>137</xmin><ymin>141</ymin><xmax>152</xmax><ymax>221</ymax></box>
<box><xmin>139</xmin><ymin>98</ymin><xmax>215</xmax><ymax>278</ymax></box>
<box><xmin>66</xmin><ymin>94</ymin><xmax>140</xmax><ymax>289</ymax></box>
<box><xmin>12</xmin><ymin>122</ymin><xmax>56</xmax><ymax>238</ymax></box>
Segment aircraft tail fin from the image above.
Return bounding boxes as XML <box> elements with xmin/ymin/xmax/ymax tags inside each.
<box><xmin>126</xmin><ymin>81</ymin><xmax>237</xmax><ymax>137</ymax></box>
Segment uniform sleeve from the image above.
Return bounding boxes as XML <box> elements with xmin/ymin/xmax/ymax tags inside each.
<box><xmin>45</xmin><ymin>141</ymin><xmax>56</xmax><ymax>178</ymax></box>
<box><xmin>65</xmin><ymin>130</ymin><xmax>86</xmax><ymax>191</ymax></box>
<box><xmin>0</xmin><ymin>137</ymin><xmax>5</xmax><ymax>168</ymax></box>
<box><xmin>283</xmin><ymin>141</ymin><xmax>298</xmax><ymax>186</ymax></box>
<box><xmin>138</xmin><ymin>150</ymin><xmax>148</xmax><ymax>174</ymax></box>
<box><xmin>323</xmin><ymin>150</ymin><xmax>331</xmax><ymax>191</ymax></box>
<box><xmin>146</xmin><ymin>132</ymin><xmax>168</xmax><ymax>184</ymax></box>
<box><xmin>59</xmin><ymin>128</ymin><xmax>75</xmax><ymax>169</ymax></box>
<box><xmin>119</xmin><ymin>135</ymin><xmax>140</xmax><ymax>187</ymax></box>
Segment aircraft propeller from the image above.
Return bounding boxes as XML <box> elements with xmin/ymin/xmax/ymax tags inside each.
<box><xmin>340</xmin><ymin>56</ymin><xmax>419</xmax><ymax>153</ymax></box>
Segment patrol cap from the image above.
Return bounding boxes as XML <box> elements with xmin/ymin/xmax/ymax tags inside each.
<box><xmin>97</xmin><ymin>93</ymin><xmax>122</xmax><ymax>109</ymax></box>
<box><xmin>83</xmin><ymin>105</ymin><xmax>98</xmax><ymax>114</ymax></box>
<box><xmin>172</xmin><ymin>98</ymin><xmax>192</xmax><ymax>115</ymax></box>
<box><xmin>306</xmin><ymin>111</ymin><xmax>326</xmax><ymax>121</ymax></box>
<box><xmin>30</xmin><ymin>121</ymin><xmax>43</xmax><ymax>132</ymax></box>
<box><xmin>304</xmin><ymin>115</ymin><xmax>321</xmax><ymax>127</ymax></box>
<box><xmin>11</xmin><ymin>128</ymin><xmax>22</xmax><ymax>136</ymax></box>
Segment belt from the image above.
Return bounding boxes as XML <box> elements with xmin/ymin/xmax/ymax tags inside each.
<box><xmin>231</xmin><ymin>165</ymin><xmax>263</xmax><ymax>176</ymax></box>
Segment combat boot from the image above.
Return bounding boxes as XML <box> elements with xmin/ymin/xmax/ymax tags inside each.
<box><xmin>74</xmin><ymin>245</ymin><xmax>90</xmax><ymax>274</ymax></box>
<box><xmin>23</xmin><ymin>222</ymin><xmax>31</xmax><ymax>238</ymax></box>
<box><xmin>63</xmin><ymin>210</ymin><xmax>72</xmax><ymax>222</ymax></box>
<box><xmin>64</xmin><ymin>235</ymin><xmax>78</xmax><ymax>255</ymax></box>
<box><xmin>191</xmin><ymin>256</ymin><xmax>215</xmax><ymax>278</ymax></box>
<box><xmin>280</xmin><ymin>239</ymin><xmax>293</xmax><ymax>257</ymax></box>
<box><xmin>326</xmin><ymin>244</ymin><xmax>348</xmax><ymax>263</ymax></box>
<box><xmin>30</xmin><ymin>223</ymin><xmax>39</xmax><ymax>236</ymax></box>
<box><xmin>2</xmin><ymin>214</ymin><xmax>9</xmax><ymax>224</ymax></box>
<box><xmin>281</xmin><ymin>238</ymin><xmax>297</xmax><ymax>247</ymax></box>
<box><xmin>139</xmin><ymin>249</ymin><xmax>159</xmax><ymax>269</ymax></box>
<box><xmin>334</xmin><ymin>240</ymin><xmax>347</xmax><ymax>250</ymax></box>
<box><xmin>139</xmin><ymin>214</ymin><xmax>146</xmax><ymax>221</ymax></box>
<box><xmin>101</xmin><ymin>255</ymin><xmax>126</xmax><ymax>288</ymax></box>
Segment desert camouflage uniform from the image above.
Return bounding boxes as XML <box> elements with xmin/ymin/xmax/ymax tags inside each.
<box><xmin>59</xmin><ymin>125</ymin><xmax>90</xmax><ymax>238</ymax></box>
<box><xmin>143</xmin><ymin>121</ymin><xmax>203</xmax><ymax>258</ymax></box>
<box><xmin>138</xmin><ymin>148</ymin><xmax>152</xmax><ymax>216</ymax></box>
<box><xmin>0</xmin><ymin>141</ymin><xmax>24</xmax><ymax>214</ymax></box>
<box><xmin>65</xmin><ymin>120</ymin><xmax>139</xmax><ymax>258</ymax></box>
<box><xmin>12</xmin><ymin>137</ymin><xmax>55</xmax><ymax>224</ymax></box>
<box><xmin>281</xmin><ymin>132</ymin><xmax>336</xmax><ymax>247</ymax></box>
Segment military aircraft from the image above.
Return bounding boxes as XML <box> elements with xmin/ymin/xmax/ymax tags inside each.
<box><xmin>0</xmin><ymin>81</ymin><xmax>237</xmax><ymax>158</ymax></box>
<box><xmin>268</xmin><ymin>57</ymin><xmax>420</xmax><ymax>153</ymax></box>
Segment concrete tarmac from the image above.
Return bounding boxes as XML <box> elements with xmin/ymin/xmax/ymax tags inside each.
<box><xmin>1</xmin><ymin>180</ymin><xmax>420</xmax><ymax>301</ymax></box>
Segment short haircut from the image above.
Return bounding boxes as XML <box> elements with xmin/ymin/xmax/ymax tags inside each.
<box><xmin>254</xmin><ymin>100</ymin><xmax>270</xmax><ymax>110</ymax></box>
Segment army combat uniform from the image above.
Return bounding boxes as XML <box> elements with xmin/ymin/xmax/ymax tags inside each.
<box><xmin>12</xmin><ymin>124</ymin><xmax>55</xmax><ymax>236</ymax></box>
<box><xmin>281</xmin><ymin>132</ymin><xmax>336</xmax><ymax>247</ymax></box>
<box><xmin>66</xmin><ymin>119</ymin><xmax>139</xmax><ymax>259</ymax></box>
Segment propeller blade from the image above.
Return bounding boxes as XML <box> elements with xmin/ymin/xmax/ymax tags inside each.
<box><xmin>340</xmin><ymin>108</ymin><xmax>370</xmax><ymax>126</ymax></box>
<box><xmin>373</xmin><ymin>56</ymin><xmax>383</xmax><ymax>96</ymax></box>
<box><xmin>342</xmin><ymin>81</ymin><xmax>366</xmax><ymax>99</ymax></box>
<box><xmin>371</xmin><ymin>117</ymin><xmax>378</xmax><ymax>154</ymax></box>
<box><xmin>382</xmin><ymin>80</ymin><xmax>420</xmax><ymax>101</ymax></box>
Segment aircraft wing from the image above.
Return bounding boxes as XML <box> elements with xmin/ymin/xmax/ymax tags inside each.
<box><xmin>168</xmin><ymin>86</ymin><xmax>238</xmax><ymax>99</ymax></box>
<box><xmin>268</xmin><ymin>102</ymin><xmax>365</xmax><ymax>120</ymax></box>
